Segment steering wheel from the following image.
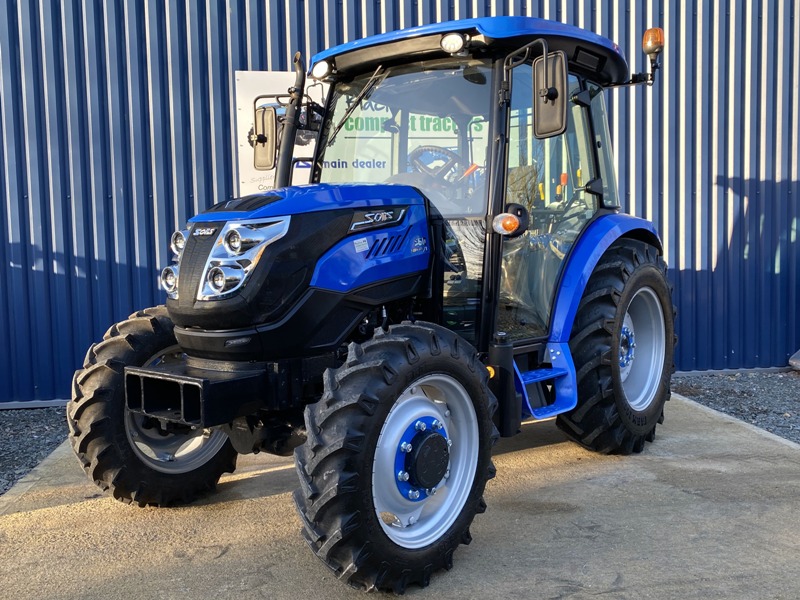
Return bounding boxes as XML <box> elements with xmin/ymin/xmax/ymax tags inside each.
<box><xmin>408</xmin><ymin>145</ymin><xmax>464</xmax><ymax>180</ymax></box>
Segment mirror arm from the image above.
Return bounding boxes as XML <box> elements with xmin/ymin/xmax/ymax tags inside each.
<box><xmin>503</xmin><ymin>37</ymin><xmax>558</xmax><ymax>104</ymax></box>
<box><xmin>275</xmin><ymin>52</ymin><xmax>306</xmax><ymax>188</ymax></box>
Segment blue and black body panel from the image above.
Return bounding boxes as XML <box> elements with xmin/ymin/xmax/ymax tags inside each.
<box><xmin>510</xmin><ymin>212</ymin><xmax>661</xmax><ymax>423</ymax></box>
<box><xmin>168</xmin><ymin>183</ymin><xmax>432</xmax><ymax>361</ymax></box>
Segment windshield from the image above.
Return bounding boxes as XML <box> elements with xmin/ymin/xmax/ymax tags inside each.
<box><xmin>316</xmin><ymin>58</ymin><xmax>493</xmax><ymax>217</ymax></box>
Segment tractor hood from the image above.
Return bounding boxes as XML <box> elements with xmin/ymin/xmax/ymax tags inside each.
<box><xmin>166</xmin><ymin>182</ymin><xmax>432</xmax><ymax>354</ymax></box>
<box><xmin>191</xmin><ymin>183</ymin><xmax>427</xmax><ymax>223</ymax></box>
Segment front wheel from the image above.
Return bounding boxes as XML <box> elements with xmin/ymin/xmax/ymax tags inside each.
<box><xmin>293</xmin><ymin>323</ymin><xmax>498</xmax><ymax>593</ymax></box>
<box><xmin>557</xmin><ymin>239</ymin><xmax>676</xmax><ymax>454</ymax></box>
<box><xmin>67</xmin><ymin>306</ymin><xmax>237</xmax><ymax>506</ymax></box>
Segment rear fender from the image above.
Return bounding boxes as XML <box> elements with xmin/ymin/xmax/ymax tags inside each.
<box><xmin>512</xmin><ymin>214</ymin><xmax>661</xmax><ymax>422</ymax></box>
<box><xmin>549</xmin><ymin>213</ymin><xmax>662</xmax><ymax>344</ymax></box>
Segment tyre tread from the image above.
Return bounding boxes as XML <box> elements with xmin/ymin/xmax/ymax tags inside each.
<box><xmin>556</xmin><ymin>239</ymin><xmax>675</xmax><ymax>454</ymax></box>
<box><xmin>67</xmin><ymin>305</ymin><xmax>237</xmax><ymax>506</ymax></box>
<box><xmin>294</xmin><ymin>322</ymin><xmax>497</xmax><ymax>592</ymax></box>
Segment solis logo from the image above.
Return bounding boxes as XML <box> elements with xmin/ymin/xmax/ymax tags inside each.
<box><xmin>350</xmin><ymin>208</ymin><xmax>407</xmax><ymax>231</ymax></box>
<box><xmin>193</xmin><ymin>227</ymin><xmax>217</xmax><ymax>236</ymax></box>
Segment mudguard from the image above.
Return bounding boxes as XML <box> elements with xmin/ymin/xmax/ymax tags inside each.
<box><xmin>514</xmin><ymin>213</ymin><xmax>662</xmax><ymax>420</ymax></box>
<box><xmin>548</xmin><ymin>213</ymin><xmax>661</xmax><ymax>343</ymax></box>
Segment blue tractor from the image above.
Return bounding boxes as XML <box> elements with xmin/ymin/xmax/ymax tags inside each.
<box><xmin>68</xmin><ymin>17</ymin><xmax>673</xmax><ymax>592</ymax></box>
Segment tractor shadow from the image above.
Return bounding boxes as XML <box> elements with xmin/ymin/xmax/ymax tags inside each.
<box><xmin>667</xmin><ymin>175</ymin><xmax>798</xmax><ymax>370</ymax></box>
<box><xmin>209</xmin><ymin>419</ymin><xmax>572</xmax><ymax>504</ymax></box>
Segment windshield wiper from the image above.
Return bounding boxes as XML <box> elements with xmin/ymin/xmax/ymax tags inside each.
<box><xmin>327</xmin><ymin>65</ymin><xmax>385</xmax><ymax>147</ymax></box>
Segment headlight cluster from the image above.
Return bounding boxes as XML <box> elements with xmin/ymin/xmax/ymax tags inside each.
<box><xmin>159</xmin><ymin>218</ymin><xmax>290</xmax><ymax>302</ymax></box>
<box><xmin>160</xmin><ymin>229</ymin><xmax>189</xmax><ymax>300</ymax></box>
<box><xmin>196</xmin><ymin>217</ymin><xmax>290</xmax><ymax>301</ymax></box>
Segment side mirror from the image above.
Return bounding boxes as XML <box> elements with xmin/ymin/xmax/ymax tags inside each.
<box><xmin>251</xmin><ymin>105</ymin><xmax>277</xmax><ymax>170</ymax></box>
<box><xmin>532</xmin><ymin>50</ymin><xmax>568</xmax><ymax>139</ymax></box>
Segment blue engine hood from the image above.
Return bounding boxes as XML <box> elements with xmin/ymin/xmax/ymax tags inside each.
<box><xmin>190</xmin><ymin>183</ymin><xmax>427</xmax><ymax>223</ymax></box>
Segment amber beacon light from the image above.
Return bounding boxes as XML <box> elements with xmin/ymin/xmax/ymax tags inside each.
<box><xmin>642</xmin><ymin>27</ymin><xmax>665</xmax><ymax>84</ymax></box>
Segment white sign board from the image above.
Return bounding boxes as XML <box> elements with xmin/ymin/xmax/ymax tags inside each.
<box><xmin>234</xmin><ymin>71</ymin><xmax>326</xmax><ymax>196</ymax></box>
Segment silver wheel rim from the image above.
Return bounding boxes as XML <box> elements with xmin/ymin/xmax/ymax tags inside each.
<box><xmin>124</xmin><ymin>345</ymin><xmax>229</xmax><ymax>474</ymax></box>
<box><xmin>372</xmin><ymin>374</ymin><xmax>478</xmax><ymax>549</ymax></box>
<box><xmin>619</xmin><ymin>287</ymin><xmax>666</xmax><ymax>411</ymax></box>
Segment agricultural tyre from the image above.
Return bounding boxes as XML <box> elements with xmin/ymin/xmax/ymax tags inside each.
<box><xmin>294</xmin><ymin>322</ymin><xmax>498</xmax><ymax>593</ymax></box>
<box><xmin>67</xmin><ymin>306</ymin><xmax>237</xmax><ymax>506</ymax></box>
<box><xmin>557</xmin><ymin>239</ymin><xmax>675</xmax><ymax>454</ymax></box>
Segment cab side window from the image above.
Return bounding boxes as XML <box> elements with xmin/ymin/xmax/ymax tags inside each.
<box><xmin>497</xmin><ymin>66</ymin><xmax>599</xmax><ymax>341</ymax></box>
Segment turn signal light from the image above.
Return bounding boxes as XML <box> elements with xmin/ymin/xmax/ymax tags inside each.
<box><xmin>492</xmin><ymin>213</ymin><xmax>521</xmax><ymax>235</ymax></box>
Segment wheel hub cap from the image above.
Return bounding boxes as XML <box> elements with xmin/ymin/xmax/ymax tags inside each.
<box><xmin>394</xmin><ymin>416</ymin><xmax>448</xmax><ymax>501</ymax></box>
<box><xmin>406</xmin><ymin>430</ymin><xmax>450</xmax><ymax>489</ymax></box>
<box><xmin>619</xmin><ymin>324</ymin><xmax>636</xmax><ymax>369</ymax></box>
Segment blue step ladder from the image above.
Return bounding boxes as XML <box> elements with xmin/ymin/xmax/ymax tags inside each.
<box><xmin>513</xmin><ymin>342</ymin><xmax>578</xmax><ymax>420</ymax></box>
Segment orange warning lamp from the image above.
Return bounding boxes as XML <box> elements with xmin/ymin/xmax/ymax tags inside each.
<box><xmin>492</xmin><ymin>213</ymin><xmax>521</xmax><ymax>235</ymax></box>
<box><xmin>643</xmin><ymin>27</ymin><xmax>664</xmax><ymax>85</ymax></box>
<box><xmin>643</xmin><ymin>27</ymin><xmax>665</xmax><ymax>60</ymax></box>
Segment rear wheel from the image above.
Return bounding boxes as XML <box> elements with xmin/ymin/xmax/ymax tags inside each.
<box><xmin>293</xmin><ymin>322</ymin><xmax>498</xmax><ymax>593</ymax></box>
<box><xmin>557</xmin><ymin>239</ymin><xmax>675</xmax><ymax>454</ymax></box>
<box><xmin>67</xmin><ymin>306</ymin><xmax>237</xmax><ymax>506</ymax></box>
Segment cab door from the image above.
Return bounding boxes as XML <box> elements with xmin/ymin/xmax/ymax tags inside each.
<box><xmin>496</xmin><ymin>65</ymin><xmax>602</xmax><ymax>341</ymax></box>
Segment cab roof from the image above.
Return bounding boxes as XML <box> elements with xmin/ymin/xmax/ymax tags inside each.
<box><xmin>310</xmin><ymin>17</ymin><xmax>629</xmax><ymax>85</ymax></box>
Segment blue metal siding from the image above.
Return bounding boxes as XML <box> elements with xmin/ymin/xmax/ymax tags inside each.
<box><xmin>1</xmin><ymin>0</ymin><xmax>798</xmax><ymax>402</ymax></box>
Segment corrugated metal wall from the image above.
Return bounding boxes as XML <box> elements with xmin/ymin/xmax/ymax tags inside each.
<box><xmin>1</xmin><ymin>0</ymin><xmax>798</xmax><ymax>403</ymax></box>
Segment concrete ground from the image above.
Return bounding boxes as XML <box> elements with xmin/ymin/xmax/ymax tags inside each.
<box><xmin>1</xmin><ymin>395</ymin><xmax>799</xmax><ymax>600</ymax></box>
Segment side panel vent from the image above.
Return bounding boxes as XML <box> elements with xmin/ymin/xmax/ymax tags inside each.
<box><xmin>366</xmin><ymin>227</ymin><xmax>411</xmax><ymax>258</ymax></box>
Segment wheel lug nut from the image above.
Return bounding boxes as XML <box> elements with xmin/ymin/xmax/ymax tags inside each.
<box><xmin>447</xmin><ymin>439</ymin><xmax>453</xmax><ymax>448</ymax></box>
<box><xmin>432</xmin><ymin>419</ymin><xmax>442</xmax><ymax>430</ymax></box>
<box><xmin>444</xmin><ymin>409</ymin><xmax>451</xmax><ymax>417</ymax></box>
<box><xmin>444</xmin><ymin>469</ymin><xmax>450</xmax><ymax>479</ymax></box>
<box><xmin>397</xmin><ymin>471</ymin><xmax>410</xmax><ymax>482</ymax></box>
<box><xmin>400</xmin><ymin>441</ymin><xmax>412</xmax><ymax>453</ymax></box>
<box><xmin>408</xmin><ymin>516</ymin><xmax>416</xmax><ymax>526</ymax></box>
<box><xmin>408</xmin><ymin>489</ymin><xmax>420</xmax><ymax>500</ymax></box>
<box><xmin>415</xmin><ymin>421</ymin><xmax>426</xmax><ymax>431</ymax></box>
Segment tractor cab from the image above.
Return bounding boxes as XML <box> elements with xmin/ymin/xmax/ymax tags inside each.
<box><xmin>252</xmin><ymin>18</ymin><xmax>659</xmax><ymax>352</ymax></box>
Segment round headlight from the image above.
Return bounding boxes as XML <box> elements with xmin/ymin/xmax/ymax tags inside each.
<box><xmin>225</xmin><ymin>229</ymin><xmax>242</xmax><ymax>253</ymax></box>
<box><xmin>311</xmin><ymin>60</ymin><xmax>331</xmax><ymax>79</ymax></box>
<box><xmin>440</xmin><ymin>33</ymin><xmax>466</xmax><ymax>54</ymax></box>
<box><xmin>170</xmin><ymin>230</ymin><xmax>187</xmax><ymax>256</ymax></box>
<box><xmin>208</xmin><ymin>267</ymin><xmax>226</xmax><ymax>292</ymax></box>
<box><xmin>161</xmin><ymin>266</ymin><xmax>178</xmax><ymax>293</ymax></box>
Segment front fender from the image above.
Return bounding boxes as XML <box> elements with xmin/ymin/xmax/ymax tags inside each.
<box><xmin>549</xmin><ymin>213</ymin><xmax>661</xmax><ymax>343</ymax></box>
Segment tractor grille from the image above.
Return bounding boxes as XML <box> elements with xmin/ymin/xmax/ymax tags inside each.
<box><xmin>177</xmin><ymin>227</ymin><xmax>219</xmax><ymax>308</ymax></box>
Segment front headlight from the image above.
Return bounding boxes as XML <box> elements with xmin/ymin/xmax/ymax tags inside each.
<box><xmin>197</xmin><ymin>217</ymin><xmax>290</xmax><ymax>301</ymax></box>
<box><xmin>160</xmin><ymin>265</ymin><xmax>180</xmax><ymax>299</ymax></box>
<box><xmin>170</xmin><ymin>229</ymin><xmax>189</xmax><ymax>259</ymax></box>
